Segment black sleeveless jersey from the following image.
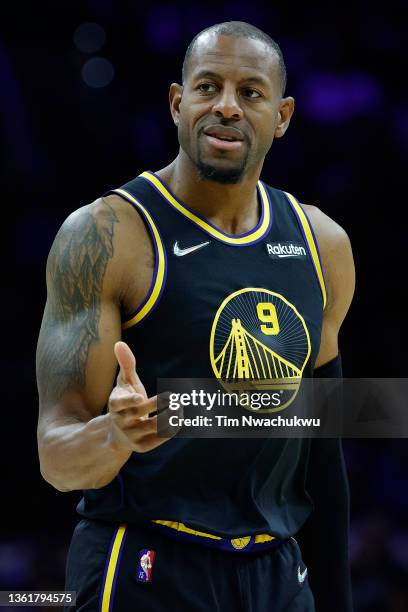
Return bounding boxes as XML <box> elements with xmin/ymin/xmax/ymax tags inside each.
<box><xmin>77</xmin><ymin>170</ymin><xmax>327</xmax><ymax>539</ymax></box>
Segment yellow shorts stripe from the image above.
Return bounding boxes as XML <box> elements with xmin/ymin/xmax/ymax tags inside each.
<box><xmin>100</xmin><ymin>524</ymin><xmax>127</xmax><ymax>612</ymax></box>
<box><xmin>254</xmin><ymin>533</ymin><xmax>275</xmax><ymax>543</ymax></box>
<box><xmin>151</xmin><ymin>519</ymin><xmax>222</xmax><ymax>540</ymax></box>
<box><xmin>151</xmin><ymin>519</ymin><xmax>276</xmax><ymax>545</ymax></box>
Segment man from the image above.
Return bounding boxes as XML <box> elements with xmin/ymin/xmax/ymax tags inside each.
<box><xmin>36</xmin><ymin>21</ymin><xmax>355</xmax><ymax>611</ymax></box>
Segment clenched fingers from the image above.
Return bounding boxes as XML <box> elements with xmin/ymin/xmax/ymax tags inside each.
<box><xmin>110</xmin><ymin>410</ymin><xmax>173</xmax><ymax>453</ymax></box>
<box><xmin>108</xmin><ymin>385</ymin><xmax>155</xmax><ymax>417</ymax></box>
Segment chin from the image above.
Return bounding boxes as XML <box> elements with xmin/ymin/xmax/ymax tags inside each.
<box><xmin>196</xmin><ymin>159</ymin><xmax>246</xmax><ymax>184</ymax></box>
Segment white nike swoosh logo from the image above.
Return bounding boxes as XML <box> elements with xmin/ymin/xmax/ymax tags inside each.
<box><xmin>173</xmin><ymin>241</ymin><xmax>210</xmax><ymax>257</ymax></box>
<box><xmin>297</xmin><ymin>565</ymin><xmax>308</xmax><ymax>583</ymax></box>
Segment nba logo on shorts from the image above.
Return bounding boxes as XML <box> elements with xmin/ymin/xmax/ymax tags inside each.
<box><xmin>136</xmin><ymin>549</ymin><xmax>156</xmax><ymax>582</ymax></box>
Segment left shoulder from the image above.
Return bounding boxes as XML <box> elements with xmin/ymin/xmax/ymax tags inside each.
<box><xmin>300</xmin><ymin>203</ymin><xmax>350</xmax><ymax>255</ymax></box>
<box><xmin>300</xmin><ymin>203</ymin><xmax>355</xmax><ymax>321</ymax></box>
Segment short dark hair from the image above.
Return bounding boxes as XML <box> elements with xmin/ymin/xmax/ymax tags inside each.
<box><xmin>182</xmin><ymin>21</ymin><xmax>287</xmax><ymax>96</ymax></box>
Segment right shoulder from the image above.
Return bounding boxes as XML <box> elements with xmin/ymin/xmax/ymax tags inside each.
<box><xmin>54</xmin><ymin>193</ymin><xmax>146</xmax><ymax>239</ymax></box>
<box><xmin>46</xmin><ymin>193</ymin><xmax>152</xmax><ymax>304</ymax></box>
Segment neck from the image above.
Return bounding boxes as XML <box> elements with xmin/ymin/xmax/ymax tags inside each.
<box><xmin>155</xmin><ymin>149</ymin><xmax>264</xmax><ymax>235</ymax></box>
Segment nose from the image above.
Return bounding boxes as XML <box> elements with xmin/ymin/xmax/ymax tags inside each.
<box><xmin>212</xmin><ymin>85</ymin><xmax>243</xmax><ymax>121</ymax></box>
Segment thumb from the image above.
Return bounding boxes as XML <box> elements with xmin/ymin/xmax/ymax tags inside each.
<box><xmin>114</xmin><ymin>341</ymin><xmax>139</xmax><ymax>388</ymax></box>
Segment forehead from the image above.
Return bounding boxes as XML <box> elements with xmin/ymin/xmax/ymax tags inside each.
<box><xmin>189</xmin><ymin>32</ymin><xmax>280</xmax><ymax>87</ymax></box>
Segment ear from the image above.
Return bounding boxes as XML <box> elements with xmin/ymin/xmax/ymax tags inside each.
<box><xmin>169</xmin><ymin>82</ymin><xmax>183</xmax><ymax>127</ymax></box>
<box><xmin>274</xmin><ymin>96</ymin><xmax>295</xmax><ymax>138</ymax></box>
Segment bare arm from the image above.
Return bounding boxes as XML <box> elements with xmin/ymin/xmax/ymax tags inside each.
<box><xmin>36</xmin><ymin>196</ymin><xmax>167</xmax><ymax>492</ymax></box>
<box><xmin>307</xmin><ymin>204</ymin><xmax>356</xmax><ymax>366</ymax></box>
<box><xmin>297</xmin><ymin>204</ymin><xmax>356</xmax><ymax>612</ymax></box>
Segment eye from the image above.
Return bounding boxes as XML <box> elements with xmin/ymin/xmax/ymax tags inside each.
<box><xmin>243</xmin><ymin>88</ymin><xmax>262</xmax><ymax>99</ymax></box>
<box><xmin>197</xmin><ymin>82</ymin><xmax>218</xmax><ymax>94</ymax></box>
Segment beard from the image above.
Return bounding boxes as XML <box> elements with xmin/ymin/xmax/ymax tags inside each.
<box><xmin>196</xmin><ymin>151</ymin><xmax>248</xmax><ymax>184</ymax></box>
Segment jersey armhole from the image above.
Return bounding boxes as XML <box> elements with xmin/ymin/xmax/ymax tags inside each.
<box><xmin>106</xmin><ymin>188</ymin><xmax>167</xmax><ymax>329</ymax></box>
<box><xmin>283</xmin><ymin>191</ymin><xmax>328</xmax><ymax>311</ymax></box>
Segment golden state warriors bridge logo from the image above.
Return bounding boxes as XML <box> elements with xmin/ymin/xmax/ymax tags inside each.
<box><xmin>210</xmin><ymin>288</ymin><xmax>311</xmax><ymax>412</ymax></box>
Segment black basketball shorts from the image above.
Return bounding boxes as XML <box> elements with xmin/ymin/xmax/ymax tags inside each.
<box><xmin>65</xmin><ymin>518</ymin><xmax>315</xmax><ymax>611</ymax></box>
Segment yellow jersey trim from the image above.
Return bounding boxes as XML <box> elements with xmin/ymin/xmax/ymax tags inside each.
<box><xmin>284</xmin><ymin>192</ymin><xmax>327</xmax><ymax>310</ymax></box>
<box><xmin>112</xmin><ymin>188</ymin><xmax>167</xmax><ymax>329</ymax></box>
<box><xmin>100</xmin><ymin>524</ymin><xmax>127</xmax><ymax>612</ymax></box>
<box><xmin>140</xmin><ymin>171</ymin><xmax>272</xmax><ymax>245</ymax></box>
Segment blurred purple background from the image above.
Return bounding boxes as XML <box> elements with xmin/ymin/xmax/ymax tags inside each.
<box><xmin>1</xmin><ymin>1</ymin><xmax>407</xmax><ymax>610</ymax></box>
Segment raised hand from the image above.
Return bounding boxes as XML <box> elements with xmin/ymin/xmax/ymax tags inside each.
<box><xmin>108</xmin><ymin>341</ymin><xmax>171</xmax><ymax>453</ymax></box>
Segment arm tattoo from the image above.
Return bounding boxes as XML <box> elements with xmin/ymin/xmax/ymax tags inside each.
<box><xmin>37</xmin><ymin>199</ymin><xmax>119</xmax><ymax>404</ymax></box>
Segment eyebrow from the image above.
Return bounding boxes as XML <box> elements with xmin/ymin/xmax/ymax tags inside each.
<box><xmin>192</xmin><ymin>69</ymin><xmax>270</xmax><ymax>88</ymax></box>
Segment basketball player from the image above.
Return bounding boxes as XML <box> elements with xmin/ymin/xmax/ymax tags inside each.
<box><xmin>36</xmin><ymin>21</ymin><xmax>355</xmax><ymax>611</ymax></box>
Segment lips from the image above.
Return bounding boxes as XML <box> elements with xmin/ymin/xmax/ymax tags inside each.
<box><xmin>203</xmin><ymin>125</ymin><xmax>244</xmax><ymax>142</ymax></box>
<box><xmin>202</xmin><ymin>125</ymin><xmax>245</xmax><ymax>151</ymax></box>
